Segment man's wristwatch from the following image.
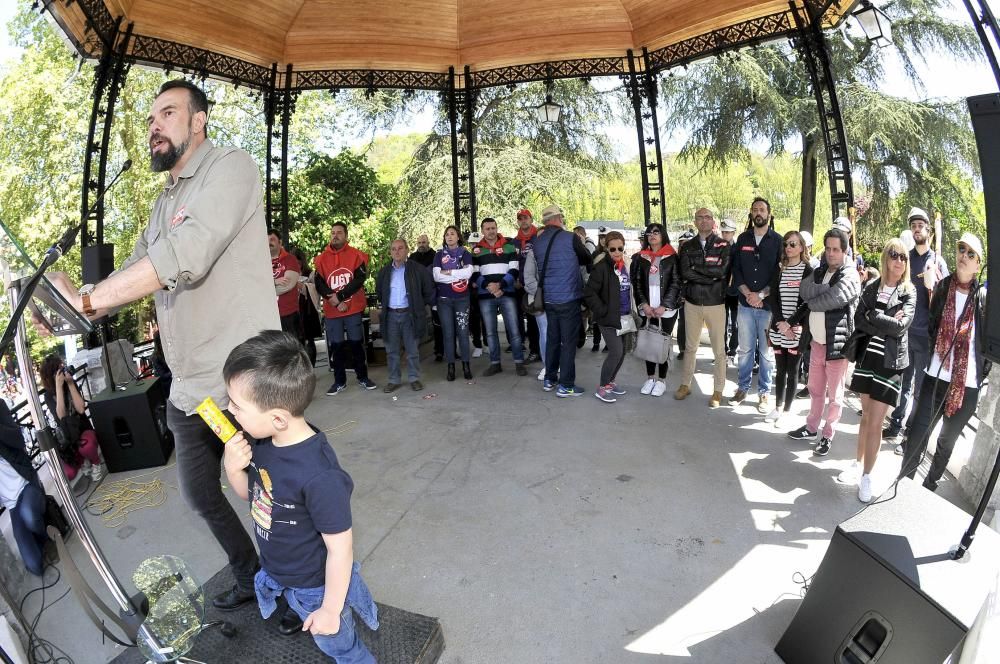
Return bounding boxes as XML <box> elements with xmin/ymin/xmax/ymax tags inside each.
<box><xmin>78</xmin><ymin>284</ymin><xmax>96</xmax><ymax>316</ymax></box>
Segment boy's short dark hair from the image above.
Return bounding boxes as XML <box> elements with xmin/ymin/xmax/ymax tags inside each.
<box><xmin>223</xmin><ymin>331</ymin><xmax>315</xmax><ymax>416</ymax></box>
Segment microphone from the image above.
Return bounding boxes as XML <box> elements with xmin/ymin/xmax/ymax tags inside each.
<box><xmin>48</xmin><ymin>159</ymin><xmax>133</xmax><ymax>260</ymax></box>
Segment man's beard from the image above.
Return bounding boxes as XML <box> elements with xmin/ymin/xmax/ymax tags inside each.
<box><xmin>913</xmin><ymin>233</ymin><xmax>928</xmax><ymax>246</ymax></box>
<box><xmin>752</xmin><ymin>215</ymin><xmax>769</xmax><ymax>228</ymax></box>
<box><xmin>150</xmin><ymin>133</ymin><xmax>191</xmax><ymax>173</ymax></box>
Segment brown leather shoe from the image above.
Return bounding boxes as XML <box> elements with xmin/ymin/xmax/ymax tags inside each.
<box><xmin>709</xmin><ymin>391</ymin><xmax>723</xmax><ymax>408</ymax></box>
<box><xmin>674</xmin><ymin>384</ymin><xmax>691</xmax><ymax>400</ymax></box>
<box><xmin>411</xmin><ymin>380</ymin><xmax>424</xmax><ymax>391</ymax></box>
<box><xmin>728</xmin><ymin>389</ymin><xmax>747</xmax><ymax>406</ymax></box>
<box><xmin>383</xmin><ymin>383</ymin><xmax>401</xmax><ymax>393</ymax></box>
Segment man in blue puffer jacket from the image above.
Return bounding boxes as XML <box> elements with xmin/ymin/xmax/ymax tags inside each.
<box><xmin>524</xmin><ymin>205</ymin><xmax>594</xmax><ymax>397</ymax></box>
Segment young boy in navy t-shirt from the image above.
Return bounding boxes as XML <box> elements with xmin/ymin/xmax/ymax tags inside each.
<box><xmin>222</xmin><ymin>330</ymin><xmax>378</xmax><ymax>663</ymax></box>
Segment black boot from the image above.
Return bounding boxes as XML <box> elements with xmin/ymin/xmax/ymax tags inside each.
<box><xmin>447</xmin><ymin>363</ymin><xmax>456</xmax><ymax>381</ymax></box>
<box><xmin>462</xmin><ymin>362</ymin><xmax>473</xmax><ymax>380</ymax></box>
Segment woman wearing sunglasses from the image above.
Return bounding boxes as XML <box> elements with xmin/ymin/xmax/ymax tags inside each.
<box><xmin>584</xmin><ymin>232</ymin><xmax>635</xmax><ymax>403</ymax></box>
<box><xmin>768</xmin><ymin>231</ymin><xmax>812</xmax><ymax>427</ymax></box>
<box><xmin>841</xmin><ymin>238</ymin><xmax>915</xmax><ymax>502</ymax></box>
<box><xmin>630</xmin><ymin>223</ymin><xmax>682</xmax><ymax>396</ymax></box>
<box><xmin>900</xmin><ymin>233</ymin><xmax>990</xmax><ymax>491</ymax></box>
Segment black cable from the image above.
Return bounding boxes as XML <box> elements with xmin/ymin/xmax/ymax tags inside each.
<box><xmin>19</xmin><ymin>563</ymin><xmax>75</xmax><ymax>664</ymax></box>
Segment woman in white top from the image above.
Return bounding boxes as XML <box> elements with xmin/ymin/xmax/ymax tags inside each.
<box><xmin>900</xmin><ymin>233</ymin><xmax>990</xmax><ymax>491</ymax></box>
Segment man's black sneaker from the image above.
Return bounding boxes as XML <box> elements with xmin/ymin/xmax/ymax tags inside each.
<box><xmin>813</xmin><ymin>437</ymin><xmax>832</xmax><ymax>456</ymax></box>
<box><xmin>787</xmin><ymin>425</ymin><xmax>818</xmax><ymax>441</ymax></box>
<box><xmin>525</xmin><ymin>352</ymin><xmax>540</xmax><ymax>363</ymax></box>
<box><xmin>883</xmin><ymin>425</ymin><xmax>902</xmax><ymax>440</ymax></box>
<box><xmin>326</xmin><ymin>383</ymin><xmax>346</xmax><ymax>396</ymax></box>
<box><xmin>483</xmin><ymin>364</ymin><xmax>503</xmax><ymax>377</ymax></box>
<box><xmin>358</xmin><ymin>378</ymin><xmax>377</xmax><ymax>390</ymax></box>
<box><xmin>212</xmin><ymin>585</ymin><xmax>256</xmax><ymax>611</ymax></box>
<box><xmin>796</xmin><ymin>386</ymin><xmax>810</xmax><ymax>399</ymax></box>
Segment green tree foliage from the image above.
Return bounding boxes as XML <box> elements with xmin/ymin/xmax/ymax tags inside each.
<box><xmin>287</xmin><ymin>151</ymin><xmax>399</xmax><ymax>279</ymax></box>
<box><xmin>658</xmin><ymin>0</ymin><xmax>984</xmax><ymax>252</ymax></box>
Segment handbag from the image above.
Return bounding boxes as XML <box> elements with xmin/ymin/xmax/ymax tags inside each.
<box><xmin>617</xmin><ymin>314</ymin><xmax>637</xmax><ymax>336</ymax></box>
<box><xmin>522</xmin><ymin>229</ymin><xmax>558</xmax><ymax>315</ymax></box>
<box><xmin>634</xmin><ymin>320</ymin><xmax>672</xmax><ymax>364</ymax></box>
<box><xmin>842</xmin><ymin>328</ymin><xmax>869</xmax><ymax>363</ymax></box>
<box><xmin>43</xmin><ymin>494</ymin><xmax>71</xmax><ymax>538</ymax></box>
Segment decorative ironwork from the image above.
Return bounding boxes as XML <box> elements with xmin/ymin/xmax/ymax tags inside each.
<box><xmin>69</xmin><ymin>0</ymin><xmax>118</xmax><ymax>51</ymax></box>
<box><xmin>294</xmin><ymin>68</ymin><xmax>449</xmax><ymax>91</ymax></box>
<box><xmin>81</xmin><ymin>21</ymin><xmax>130</xmax><ymax>250</ymax></box>
<box><xmin>449</xmin><ymin>67</ymin><xmax>479</xmax><ymax>234</ymax></box>
<box><xmin>470</xmin><ymin>57</ymin><xmax>626</xmax><ymax>89</ymax></box>
<box><xmin>265</xmin><ymin>64</ymin><xmax>297</xmax><ymax>239</ymax></box>
<box><xmin>793</xmin><ymin>1</ymin><xmax>854</xmax><ymax>217</ymax></box>
<box><xmin>648</xmin><ymin>11</ymin><xmax>794</xmax><ymax>72</ymax></box>
<box><xmin>130</xmin><ymin>34</ymin><xmax>271</xmax><ymax>90</ymax></box>
<box><xmin>625</xmin><ymin>49</ymin><xmax>666</xmax><ymax>228</ymax></box>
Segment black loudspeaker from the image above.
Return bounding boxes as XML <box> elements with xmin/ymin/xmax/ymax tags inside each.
<box><xmin>776</xmin><ymin>479</ymin><xmax>1000</xmax><ymax>664</ymax></box>
<box><xmin>967</xmin><ymin>93</ymin><xmax>1000</xmax><ymax>363</ymax></box>
<box><xmin>89</xmin><ymin>377</ymin><xmax>174</xmax><ymax>473</ymax></box>
<box><xmin>82</xmin><ymin>242</ymin><xmax>115</xmax><ymax>285</ymax></box>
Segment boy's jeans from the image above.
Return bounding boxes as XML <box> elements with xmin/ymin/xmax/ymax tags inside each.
<box><xmin>255</xmin><ymin>563</ymin><xmax>379</xmax><ymax>663</ymax></box>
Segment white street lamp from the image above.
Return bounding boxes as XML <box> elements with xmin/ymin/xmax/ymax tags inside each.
<box><xmin>852</xmin><ymin>1</ymin><xmax>893</xmax><ymax>48</ymax></box>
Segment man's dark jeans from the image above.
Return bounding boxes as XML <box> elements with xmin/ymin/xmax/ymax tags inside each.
<box><xmin>167</xmin><ymin>402</ymin><xmax>258</xmax><ymax>591</ymax></box>
<box><xmin>889</xmin><ymin>334</ymin><xmax>930</xmax><ymax>433</ymax></box>
<box><xmin>544</xmin><ymin>299</ymin><xmax>582</xmax><ymax>388</ymax></box>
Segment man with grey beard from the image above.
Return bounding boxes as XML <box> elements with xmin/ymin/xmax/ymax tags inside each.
<box><xmin>48</xmin><ymin>80</ymin><xmax>287</xmax><ymax>624</ymax></box>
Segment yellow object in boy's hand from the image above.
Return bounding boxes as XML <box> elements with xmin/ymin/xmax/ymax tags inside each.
<box><xmin>196</xmin><ymin>397</ymin><xmax>237</xmax><ymax>443</ymax></box>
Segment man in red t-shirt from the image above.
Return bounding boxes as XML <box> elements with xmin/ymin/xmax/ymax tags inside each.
<box><xmin>269</xmin><ymin>229</ymin><xmax>302</xmax><ymax>336</ymax></box>
<box><xmin>313</xmin><ymin>222</ymin><xmax>376</xmax><ymax>394</ymax></box>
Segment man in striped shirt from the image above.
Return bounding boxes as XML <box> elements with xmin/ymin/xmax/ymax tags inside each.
<box><xmin>472</xmin><ymin>218</ymin><xmax>527</xmax><ymax>376</ymax></box>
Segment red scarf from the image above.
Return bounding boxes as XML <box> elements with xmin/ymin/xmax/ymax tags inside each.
<box><xmin>614</xmin><ymin>258</ymin><xmax>626</xmax><ymax>272</ymax></box>
<box><xmin>934</xmin><ymin>277</ymin><xmax>975</xmax><ymax>416</ymax></box>
<box><xmin>516</xmin><ymin>226</ymin><xmax>537</xmax><ymax>245</ymax></box>
<box><xmin>639</xmin><ymin>244</ymin><xmax>676</xmax><ymax>261</ymax></box>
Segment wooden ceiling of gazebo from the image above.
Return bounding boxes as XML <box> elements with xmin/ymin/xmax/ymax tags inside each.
<box><xmin>47</xmin><ymin>0</ymin><xmax>855</xmax><ymax>88</ymax></box>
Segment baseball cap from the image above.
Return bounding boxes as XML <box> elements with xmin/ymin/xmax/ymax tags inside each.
<box><xmin>517</xmin><ymin>208</ymin><xmax>533</xmax><ymax>219</ymax></box>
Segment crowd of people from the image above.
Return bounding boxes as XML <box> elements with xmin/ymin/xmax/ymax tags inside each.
<box><xmin>291</xmin><ymin>199</ymin><xmax>988</xmax><ymax>506</ymax></box>
<box><xmin>1</xmin><ymin>79</ymin><xmax>988</xmax><ymax>663</ymax></box>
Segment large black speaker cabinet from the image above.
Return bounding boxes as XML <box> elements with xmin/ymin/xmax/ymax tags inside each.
<box><xmin>82</xmin><ymin>242</ymin><xmax>116</xmax><ymax>285</ymax></box>
<box><xmin>89</xmin><ymin>377</ymin><xmax>174</xmax><ymax>473</ymax></box>
<box><xmin>776</xmin><ymin>478</ymin><xmax>1000</xmax><ymax>664</ymax></box>
<box><xmin>968</xmin><ymin>93</ymin><xmax>1000</xmax><ymax>363</ymax></box>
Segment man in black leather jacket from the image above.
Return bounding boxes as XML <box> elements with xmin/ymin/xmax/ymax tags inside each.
<box><xmin>675</xmin><ymin>208</ymin><xmax>732</xmax><ymax>407</ymax></box>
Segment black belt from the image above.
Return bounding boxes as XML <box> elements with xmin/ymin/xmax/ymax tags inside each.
<box><xmin>388</xmin><ymin>307</ymin><xmax>409</xmax><ymax>312</ymax></box>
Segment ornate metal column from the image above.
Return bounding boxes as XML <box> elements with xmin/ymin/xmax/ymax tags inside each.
<box><xmin>265</xmin><ymin>64</ymin><xmax>295</xmax><ymax>241</ymax></box>
<box><xmin>448</xmin><ymin>66</ymin><xmax>479</xmax><ymax>234</ymax></box>
<box><xmin>626</xmin><ymin>48</ymin><xmax>667</xmax><ymax>228</ymax></box>
<box><xmin>792</xmin><ymin>1</ymin><xmax>854</xmax><ymax>219</ymax></box>
<box><xmin>81</xmin><ymin>19</ymin><xmax>130</xmax><ymax>254</ymax></box>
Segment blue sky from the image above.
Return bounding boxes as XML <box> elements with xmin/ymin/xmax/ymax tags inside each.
<box><xmin>1</xmin><ymin>0</ymin><xmax>997</xmax><ymax>159</ymax></box>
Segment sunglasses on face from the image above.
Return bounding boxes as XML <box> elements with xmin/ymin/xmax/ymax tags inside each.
<box><xmin>958</xmin><ymin>244</ymin><xmax>979</xmax><ymax>260</ymax></box>
<box><xmin>608</xmin><ymin>246</ymin><xmax>625</xmax><ymax>253</ymax></box>
<box><xmin>887</xmin><ymin>249</ymin><xmax>908</xmax><ymax>263</ymax></box>
<box><xmin>783</xmin><ymin>241</ymin><xmax>799</xmax><ymax>248</ymax></box>
<box><xmin>647</xmin><ymin>229</ymin><xmax>662</xmax><ymax>235</ymax></box>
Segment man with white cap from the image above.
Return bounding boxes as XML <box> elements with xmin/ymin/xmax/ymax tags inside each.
<box><xmin>886</xmin><ymin>206</ymin><xmax>949</xmax><ymax>444</ymax></box>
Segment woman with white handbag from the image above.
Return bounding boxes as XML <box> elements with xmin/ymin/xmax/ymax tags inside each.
<box><xmin>630</xmin><ymin>223</ymin><xmax>682</xmax><ymax>397</ymax></box>
<box><xmin>584</xmin><ymin>232</ymin><xmax>636</xmax><ymax>403</ymax></box>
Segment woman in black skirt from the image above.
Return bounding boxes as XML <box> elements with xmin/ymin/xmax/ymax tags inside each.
<box><xmin>841</xmin><ymin>238</ymin><xmax>915</xmax><ymax>503</ymax></box>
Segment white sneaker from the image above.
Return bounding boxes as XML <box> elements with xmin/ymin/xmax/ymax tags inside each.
<box><xmin>90</xmin><ymin>463</ymin><xmax>106</xmax><ymax>483</ymax></box>
<box><xmin>772</xmin><ymin>412</ymin><xmax>787</xmax><ymax>428</ymax></box>
<box><xmin>837</xmin><ymin>460</ymin><xmax>861</xmax><ymax>485</ymax></box>
<box><xmin>472</xmin><ymin>347</ymin><xmax>483</xmax><ymax>358</ymax></box>
<box><xmin>651</xmin><ymin>381</ymin><xmax>667</xmax><ymax>397</ymax></box>
<box><xmin>764</xmin><ymin>408</ymin><xmax>780</xmax><ymax>423</ymax></box>
<box><xmin>640</xmin><ymin>379</ymin><xmax>655</xmax><ymax>395</ymax></box>
<box><xmin>858</xmin><ymin>474</ymin><xmax>873</xmax><ymax>503</ymax></box>
<box><xmin>537</xmin><ymin>367</ymin><xmax>545</xmax><ymax>381</ymax></box>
